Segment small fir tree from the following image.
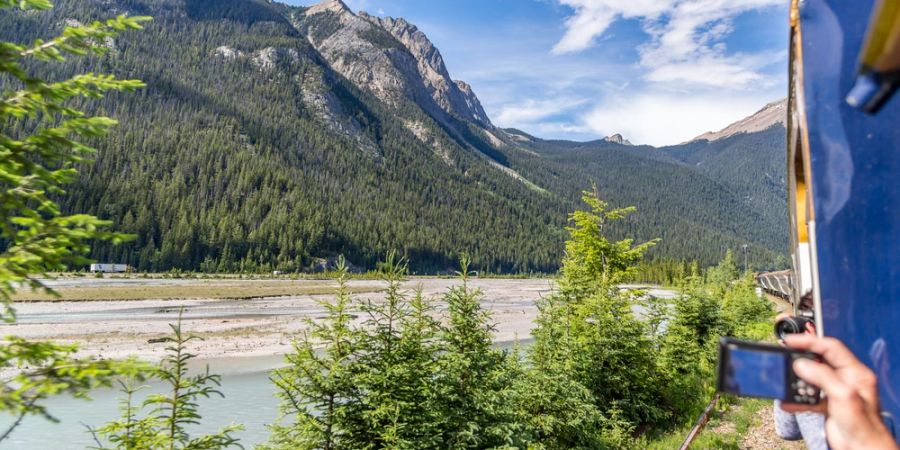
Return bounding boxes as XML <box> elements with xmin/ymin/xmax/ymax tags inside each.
<box><xmin>341</xmin><ymin>252</ymin><xmax>443</xmax><ymax>449</ymax></box>
<box><xmin>559</xmin><ymin>188</ymin><xmax>658</xmax><ymax>299</ymax></box>
<box><xmin>530</xmin><ymin>191</ymin><xmax>662</xmax><ymax>445</ymax></box>
<box><xmin>89</xmin><ymin>309</ymin><xmax>243</xmax><ymax>449</ymax></box>
<box><xmin>265</xmin><ymin>258</ymin><xmax>358</xmax><ymax>450</ymax></box>
<box><xmin>434</xmin><ymin>256</ymin><xmax>524</xmax><ymax>449</ymax></box>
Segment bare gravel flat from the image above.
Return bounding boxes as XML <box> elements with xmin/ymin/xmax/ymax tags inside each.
<box><xmin>740</xmin><ymin>406</ymin><xmax>807</xmax><ymax>450</ymax></box>
<box><xmin>4</xmin><ymin>277</ymin><xmax>561</xmax><ymax>365</ymax></box>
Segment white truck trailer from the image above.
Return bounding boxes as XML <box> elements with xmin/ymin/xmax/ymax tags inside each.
<box><xmin>89</xmin><ymin>263</ymin><xmax>129</xmax><ymax>273</ymax></box>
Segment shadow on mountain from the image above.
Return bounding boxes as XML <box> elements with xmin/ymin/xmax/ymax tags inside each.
<box><xmin>185</xmin><ymin>0</ymin><xmax>291</xmax><ymax>28</ymax></box>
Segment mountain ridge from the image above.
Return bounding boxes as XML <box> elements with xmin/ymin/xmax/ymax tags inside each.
<box><xmin>297</xmin><ymin>1</ymin><xmax>491</xmax><ymax>128</ymax></box>
<box><xmin>0</xmin><ymin>0</ymin><xmax>789</xmax><ymax>272</ymax></box>
<box><xmin>692</xmin><ymin>98</ymin><xmax>787</xmax><ymax>143</ymax></box>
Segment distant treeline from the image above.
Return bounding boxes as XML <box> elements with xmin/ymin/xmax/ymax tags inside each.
<box><xmin>629</xmin><ymin>253</ymin><xmax>791</xmax><ymax>286</ymax></box>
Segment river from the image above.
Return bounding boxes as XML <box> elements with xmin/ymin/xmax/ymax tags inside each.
<box><xmin>1</xmin><ymin>355</ymin><xmax>285</xmax><ymax>449</ymax></box>
<box><xmin>0</xmin><ymin>280</ymin><xmax>676</xmax><ymax>449</ymax></box>
<box><xmin>0</xmin><ymin>343</ymin><xmax>535</xmax><ymax>449</ymax></box>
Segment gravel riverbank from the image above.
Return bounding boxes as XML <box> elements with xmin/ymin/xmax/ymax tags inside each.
<box><xmin>5</xmin><ymin>278</ymin><xmax>564</xmax><ymax>366</ymax></box>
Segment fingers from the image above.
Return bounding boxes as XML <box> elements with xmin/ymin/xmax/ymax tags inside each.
<box><xmin>803</xmin><ymin>322</ymin><xmax>816</xmax><ymax>335</ymax></box>
<box><xmin>782</xmin><ymin>333</ymin><xmax>814</xmax><ymax>348</ymax></box>
<box><xmin>786</xmin><ymin>335</ymin><xmax>884</xmax><ymax>417</ymax></box>
<box><xmin>784</xmin><ymin>335</ymin><xmax>861</xmax><ymax>369</ymax></box>
<box><xmin>794</xmin><ymin>358</ymin><xmax>842</xmax><ymax>391</ymax></box>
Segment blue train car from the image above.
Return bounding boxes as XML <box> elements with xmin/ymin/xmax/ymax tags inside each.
<box><xmin>789</xmin><ymin>0</ymin><xmax>900</xmax><ymax>435</ymax></box>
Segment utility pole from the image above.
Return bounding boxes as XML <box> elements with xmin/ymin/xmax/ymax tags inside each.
<box><xmin>742</xmin><ymin>244</ymin><xmax>749</xmax><ymax>273</ymax></box>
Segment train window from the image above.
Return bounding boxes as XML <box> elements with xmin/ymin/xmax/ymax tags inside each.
<box><xmin>788</xmin><ymin>1</ymin><xmax>824</xmax><ymax>333</ymax></box>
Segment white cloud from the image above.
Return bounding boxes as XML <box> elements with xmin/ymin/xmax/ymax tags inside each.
<box><xmin>552</xmin><ymin>0</ymin><xmax>672</xmax><ymax>54</ymax></box>
<box><xmin>494</xmin><ymin>97</ymin><xmax>589</xmax><ymax>130</ymax></box>
<box><xmin>553</xmin><ymin>0</ymin><xmax>783</xmax><ymax>89</ymax></box>
<box><xmin>581</xmin><ymin>93</ymin><xmax>773</xmax><ymax>146</ymax></box>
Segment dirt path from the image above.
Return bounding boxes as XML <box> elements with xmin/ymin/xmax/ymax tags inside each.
<box><xmin>740</xmin><ymin>405</ymin><xmax>807</xmax><ymax>450</ymax></box>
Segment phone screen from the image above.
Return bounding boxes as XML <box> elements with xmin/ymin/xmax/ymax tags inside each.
<box><xmin>721</xmin><ymin>346</ymin><xmax>786</xmax><ymax>398</ymax></box>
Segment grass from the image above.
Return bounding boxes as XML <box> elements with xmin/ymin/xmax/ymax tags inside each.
<box><xmin>641</xmin><ymin>396</ymin><xmax>771</xmax><ymax>449</ymax></box>
<box><xmin>46</xmin><ymin>271</ymin><xmax>556</xmax><ymax>280</ymax></box>
<box><xmin>16</xmin><ymin>273</ymin><xmax>555</xmax><ymax>302</ymax></box>
<box><xmin>11</xmin><ymin>280</ymin><xmax>385</xmax><ymax>302</ymax></box>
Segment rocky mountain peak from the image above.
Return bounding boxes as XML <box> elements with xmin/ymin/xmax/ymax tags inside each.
<box><xmin>603</xmin><ymin>133</ymin><xmax>632</xmax><ymax>146</ymax></box>
<box><xmin>296</xmin><ymin>1</ymin><xmax>491</xmax><ymax>127</ymax></box>
<box><xmin>362</xmin><ymin>13</ymin><xmax>491</xmax><ymax>126</ymax></box>
<box><xmin>692</xmin><ymin>98</ymin><xmax>787</xmax><ymax>142</ymax></box>
<box><xmin>305</xmin><ymin>0</ymin><xmax>350</xmax><ymax>16</ymax></box>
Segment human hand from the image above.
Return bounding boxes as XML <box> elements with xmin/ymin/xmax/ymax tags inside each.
<box><xmin>781</xmin><ymin>334</ymin><xmax>898</xmax><ymax>450</ymax></box>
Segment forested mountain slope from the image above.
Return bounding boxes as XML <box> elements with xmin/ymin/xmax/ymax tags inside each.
<box><xmin>663</xmin><ymin>125</ymin><xmax>788</xmax><ymax>236</ymax></box>
<box><xmin>0</xmin><ymin>0</ymin><xmax>789</xmax><ymax>272</ymax></box>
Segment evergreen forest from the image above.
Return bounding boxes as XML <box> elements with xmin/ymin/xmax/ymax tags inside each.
<box><xmin>0</xmin><ymin>0</ymin><xmax>789</xmax><ymax>274</ymax></box>
<box><xmin>85</xmin><ymin>195</ymin><xmax>777</xmax><ymax>450</ymax></box>
<box><xmin>0</xmin><ymin>6</ymin><xmax>783</xmax><ymax>447</ymax></box>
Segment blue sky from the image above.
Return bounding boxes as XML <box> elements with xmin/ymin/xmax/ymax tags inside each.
<box><xmin>287</xmin><ymin>0</ymin><xmax>789</xmax><ymax>146</ymax></box>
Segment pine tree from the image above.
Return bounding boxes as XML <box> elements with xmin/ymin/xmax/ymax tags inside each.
<box><xmin>434</xmin><ymin>257</ymin><xmax>523</xmax><ymax>449</ymax></box>
<box><xmin>529</xmin><ymin>191</ymin><xmax>663</xmax><ymax>445</ymax></box>
<box><xmin>342</xmin><ymin>252</ymin><xmax>443</xmax><ymax>448</ymax></box>
<box><xmin>516</xmin><ymin>298</ymin><xmax>606</xmax><ymax>449</ymax></box>
<box><xmin>721</xmin><ymin>272</ymin><xmax>774</xmax><ymax>340</ymax></box>
<box><xmin>705</xmin><ymin>249</ymin><xmax>739</xmax><ymax>297</ymax></box>
<box><xmin>559</xmin><ymin>188</ymin><xmax>658</xmax><ymax>300</ymax></box>
<box><xmin>265</xmin><ymin>258</ymin><xmax>358</xmax><ymax>450</ymax></box>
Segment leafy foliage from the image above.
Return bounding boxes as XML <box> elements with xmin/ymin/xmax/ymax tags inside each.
<box><xmin>0</xmin><ymin>0</ymin><xmax>146</xmax><ymax>314</ymax></box>
<box><xmin>0</xmin><ymin>338</ymin><xmax>148</xmax><ymax>443</ymax></box>
<box><xmin>560</xmin><ymin>189</ymin><xmax>658</xmax><ymax>293</ymax></box>
<box><xmin>264</xmin><ymin>193</ymin><xmax>777</xmax><ymax>449</ymax></box>
<box><xmin>266</xmin><ymin>255</ymin><xmax>526</xmax><ymax>449</ymax></box>
<box><xmin>524</xmin><ymin>192</ymin><xmax>775</xmax><ymax>447</ymax></box>
<box><xmin>0</xmin><ymin>1</ymin><xmax>150</xmax><ymax>444</ymax></box>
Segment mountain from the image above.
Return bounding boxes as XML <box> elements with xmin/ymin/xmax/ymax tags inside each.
<box><xmin>295</xmin><ymin>0</ymin><xmax>491</xmax><ymax>127</ymax></box>
<box><xmin>692</xmin><ymin>99</ymin><xmax>787</xmax><ymax>142</ymax></box>
<box><xmin>0</xmin><ymin>0</ymin><xmax>789</xmax><ymax>273</ymax></box>
<box><xmin>603</xmin><ymin>134</ymin><xmax>633</xmax><ymax>146</ymax></box>
<box><xmin>663</xmin><ymin>99</ymin><xmax>787</xmax><ymax>231</ymax></box>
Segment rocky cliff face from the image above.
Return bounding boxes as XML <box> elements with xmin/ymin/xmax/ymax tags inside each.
<box><xmin>295</xmin><ymin>0</ymin><xmax>491</xmax><ymax>127</ymax></box>
<box><xmin>362</xmin><ymin>14</ymin><xmax>491</xmax><ymax>126</ymax></box>
<box><xmin>603</xmin><ymin>133</ymin><xmax>632</xmax><ymax>145</ymax></box>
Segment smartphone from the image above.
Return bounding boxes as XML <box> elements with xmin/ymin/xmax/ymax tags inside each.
<box><xmin>717</xmin><ymin>337</ymin><xmax>822</xmax><ymax>404</ymax></box>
